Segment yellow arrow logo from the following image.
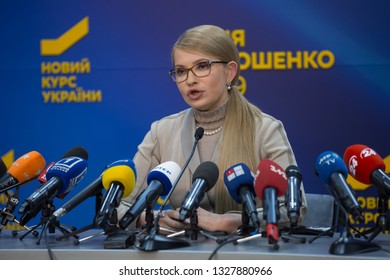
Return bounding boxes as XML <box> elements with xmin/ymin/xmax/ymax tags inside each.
<box><xmin>1</xmin><ymin>149</ymin><xmax>14</xmax><ymax>169</ymax></box>
<box><xmin>40</xmin><ymin>16</ymin><xmax>89</xmax><ymax>56</ymax></box>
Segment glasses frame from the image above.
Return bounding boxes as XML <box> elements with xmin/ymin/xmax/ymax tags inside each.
<box><xmin>169</xmin><ymin>60</ymin><xmax>228</xmax><ymax>83</ymax></box>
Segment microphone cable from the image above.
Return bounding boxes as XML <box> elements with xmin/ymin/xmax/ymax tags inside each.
<box><xmin>207</xmin><ymin>228</ymin><xmax>261</xmax><ymax>260</ymax></box>
<box><xmin>151</xmin><ymin>127</ymin><xmax>204</xmax><ymax>232</ymax></box>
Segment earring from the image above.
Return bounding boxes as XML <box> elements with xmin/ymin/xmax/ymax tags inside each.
<box><xmin>227</xmin><ymin>82</ymin><xmax>232</xmax><ymax>90</ymax></box>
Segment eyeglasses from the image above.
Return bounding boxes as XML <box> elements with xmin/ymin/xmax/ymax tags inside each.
<box><xmin>169</xmin><ymin>60</ymin><xmax>228</xmax><ymax>83</ymax></box>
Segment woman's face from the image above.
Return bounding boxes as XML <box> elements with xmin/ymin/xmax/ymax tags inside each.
<box><xmin>172</xmin><ymin>49</ymin><xmax>237</xmax><ymax>111</ymax></box>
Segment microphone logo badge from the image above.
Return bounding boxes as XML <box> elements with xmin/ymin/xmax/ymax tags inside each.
<box><xmin>318</xmin><ymin>152</ymin><xmax>338</xmax><ymax>166</ymax></box>
<box><xmin>51</xmin><ymin>157</ymin><xmax>84</xmax><ymax>173</ymax></box>
<box><xmin>154</xmin><ymin>165</ymin><xmax>173</xmax><ymax>175</ymax></box>
<box><xmin>360</xmin><ymin>147</ymin><xmax>377</xmax><ymax>159</ymax></box>
<box><xmin>225</xmin><ymin>165</ymin><xmax>244</xmax><ymax>182</ymax></box>
<box><xmin>270</xmin><ymin>164</ymin><xmax>287</xmax><ymax>180</ymax></box>
<box><xmin>348</xmin><ymin>155</ymin><xmax>358</xmax><ymax>177</ymax></box>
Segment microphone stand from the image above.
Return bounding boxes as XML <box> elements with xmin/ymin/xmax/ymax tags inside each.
<box><xmin>56</xmin><ymin>191</ymin><xmax>135</xmax><ymax>249</ymax></box>
<box><xmin>0</xmin><ymin>189</ymin><xmax>39</xmax><ymax>237</ymax></box>
<box><xmin>328</xmin><ymin>206</ymin><xmax>381</xmax><ymax>255</ymax></box>
<box><xmin>354</xmin><ymin>191</ymin><xmax>389</xmax><ymax>242</ymax></box>
<box><xmin>135</xmin><ymin>127</ymin><xmax>204</xmax><ymax>251</ymax></box>
<box><xmin>55</xmin><ymin>191</ymin><xmax>103</xmax><ymax>241</ymax></box>
<box><xmin>238</xmin><ymin>208</ymin><xmax>258</xmax><ymax>236</ymax></box>
<box><xmin>283</xmin><ymin>202</ymin><xmax>338</xmax><ymax>244</ymax></box>
<box><xmin>167</xmin><ymin>209</ymin><xmax>220</xmax><ymax>242</ymax></box>
<box><xmin>18</xmin><ymin>201</ymin><xmax>78</xmax><ymax>245</ymax></box>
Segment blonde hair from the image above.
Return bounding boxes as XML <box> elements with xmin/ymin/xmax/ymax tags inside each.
<box><xmin>172</xmin><ymin>25</ymin><xmax>262</xmax><ymax>213</ymax></box>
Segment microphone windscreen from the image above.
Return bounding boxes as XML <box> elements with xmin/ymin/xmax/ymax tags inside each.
<box><xmin>102</xmin><ymin>159</ymin><xmax>136</xmax><ymax>198</ymax></box>
<box><xmin>46</xmin><ymin>157</ymin><xmax>88</xmax><ymax>196</ymax></box>
<box><xmin>195</xmin><ymin>127</ymin><xmax>204</xmax><ymax>140</ymax></box>
<box><xmin>316</xmin><ymin>151</ymin><xmax>348</xmax><ymax>185</ymax></box>
<box><xmin>193</xmin><ymin>161</ymin><xmax>219</xmax><ymax>192</ymax></box>
<box><xmin>8</xmin><ymin>151</ymin><xmax>46</xmax><ymax>183</ymax></box>
<box><xmin>254</xmin><ymin>158</ymin><xmax>287</xmax><ymax>199</ymax></box>
<box><xmin>0</xmin><ymin>158</ymin><xmax>7</xmax><ymax>178</ymax></box>
<box><xmin>286</xmin><ymin>165</ymin><xmax>302</xmax><ymax>180</ymax></box>
<box><xmin>62</xmin><ymin>146</ymin><xmax>88</xmax><ymax>160</ymax></box>
<box><xmin>343</xmin><ymin>144</ymin><xmax>386</xmax><ymax>184</ymax></box>
<box><xmin>224</xmin><ymin>163</ymin><xmax>255</xmax><ymax>203</ymax></box>
<box><xmin>147</xmin><ymin>161</ymin><xmax>181</xmax><ymax>196</ymax></box>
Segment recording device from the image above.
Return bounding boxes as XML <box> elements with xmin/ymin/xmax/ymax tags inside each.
<box><xmin>285</xmin><ymin>165</ymin><xmax>303</xmax><ymax>227</ymax></box>
<box><xmin>224</xmin><ymin>163</ymin><xmax>259</xmax><ymax>230</ymax></box>
<box><xmin>343</xmin><ymin>144</ymin><xmax>390</xmax><ymax>196</ymax></box>
<box><xmin>254</xmin><ymin>158</ymin><xmax>287</xmax><ymax>245</ymax></box>
<box><xmin>94</xmin><ymin>159</ymin><xmax>137</xmax><ymax>228</ymax></box>
<box><xmin>0</xmin><ymin>151</ymin><xmax>46</xmax><ymax>193</ymax></box>
<box><xmin>119</xmin><ymin>161</ymin><xmax>181</xmax><ymax>229</ymax></box>
<box><xmin>315</xmin><ymin>151</ymin><xmax>363</xmax><ymax>223</ymax></box>
<box><xmin>178</xmin><ymin>161</ymin><xmax>219</xmax><ymax>221</ymax></box>
<box><xmin>18</xmin><ymin>147</ymin><xmax>88</xmax><ymax>225</ymax></box>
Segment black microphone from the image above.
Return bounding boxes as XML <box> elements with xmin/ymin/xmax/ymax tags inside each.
<box><xmin>154</xmin><ymin>126</ymin><xmax>204</xmax><ymax>214</ymax></box>
<box><xmin>178</xmin><ymin>161</ymin><xmax>219</xmax><ymax>221</ymax></box>
<box><xmin>49</xmin><ymin>176</ymin><xmax>103</xmax><ymax>223</ymax></box>
<box><xmin>285</xmin><ymin>165</ymin><xmax>303</xmax><ymax>226</ymax></box>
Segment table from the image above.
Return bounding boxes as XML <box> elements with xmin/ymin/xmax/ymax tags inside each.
<box><xmin>0</xmin><ymin>228</ymin><xmax>389</xmax><ymax>260</ymax></box>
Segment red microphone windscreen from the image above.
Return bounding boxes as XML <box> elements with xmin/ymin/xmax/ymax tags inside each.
<box><xmin>254</xmin><ymin>158</ymin><xmax>288</xmax><ymax>199</ymax></box>
<box><xmin>343</xmin><ymin>144</ymin><xmax>386</xmax><ymax>184</ymax></box>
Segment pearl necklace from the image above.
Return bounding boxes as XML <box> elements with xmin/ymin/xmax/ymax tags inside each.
<box><xmin>197</xmin><ymin>126</ymin><xmax>223</xmax><ymax>136</ymax></box>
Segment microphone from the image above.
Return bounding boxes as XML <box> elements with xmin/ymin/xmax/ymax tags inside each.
<box><xmin>315</xmin><ymin>151</ymin><xmax>363</xmax><ymax>223</ymax></box>
<box><xmin>343</xmin><ymin>144</ymin><xmax>390</xmax><ymax>196</ymax></box>
<box><xmin>18</xmin><ymin>147</ymin><xmax>88</xmax><ymax>225</ymax></box>
<box><xmin>119</xmin><ymin>161</ymin><xmax>181</xmax><ymax>229</ymax></box>
<box><xmin>285</xmin><ymin>165</ymin><xmax>303</xmax><ymax>226</ymax></box>
<box><xmin>94</xmin><ymin>159</ymin><xmax>137</xmax><ymax>228</ymax></box>
<box><xmin>0</xmin><ymin>158</ymin><xmax>7</xmax><ymax>178</ymax></box>
<box><xmin>224</xmin><ymin>163</ymin><xmax>260</xmax><ymax>230</ymax></box>
<box><xmin>50</xmin><ymin>176</ymin><xmax>103</xmax><ymax>223</ymax></box>
<box><xmin>136</xmin><ymin>127</ymin><xmax>204</xmax><ymax>251</ymax></box>
<box><xmin>0</xmin><ymin>151</ymin><xmax>46</xmax><ymax>193</ymax></box>
<box><xmin>178</xmin><ymin>161</ymin><xmax>219</xmax><ymax>221</ymax></box>
<box><xmin>254</xmin><ymin>158</ymin><xmax>288</xmax><ymax>244</ymax></box>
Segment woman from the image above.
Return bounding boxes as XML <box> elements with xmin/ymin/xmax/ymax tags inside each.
<box><xmin>117</xmin><ymin>25</ymin><xmax>307</xmax><ymax>234</ymax></box>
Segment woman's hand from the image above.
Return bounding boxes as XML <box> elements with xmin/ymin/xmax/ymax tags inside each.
<box><xmin>157</xmin><ymin>209</ymin><xmax>188</xmax><ymax>234</ymax></box>
<box><xmin>189</xmin><ymin>207</ymin><xmax>242</xmax><ymax>233</ymax></box>
<box><xmin>137</xmin><ymin>207</ymin><xmax>243</xmax><ymax>234</ymax></box>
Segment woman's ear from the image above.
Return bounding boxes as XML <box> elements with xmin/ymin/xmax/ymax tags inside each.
<box><xmin>226</xmin><ymin>61</ymin><xmax>238</xmax><ymax>82</ymax></box>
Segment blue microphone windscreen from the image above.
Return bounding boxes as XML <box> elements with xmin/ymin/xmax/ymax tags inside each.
<box><xmin>46</xmin><ymin>157</ymin><xmax>88</xmax><ymax>195</ymax></box>
<box><xmin>316</xmin><ymin>151</ymin><xmax>348</xmax><ymax>185</ymax></box>
<box><xmin>224</xmin><ymin>163</ymin><xmax>255</xmax><ymax>203</ymax></box>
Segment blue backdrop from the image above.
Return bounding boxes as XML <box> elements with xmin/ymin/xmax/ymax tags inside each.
<box><xmin>1</xmin><ymin>0</ymin><xmax>389</xmax><ymax>231</ymax></box>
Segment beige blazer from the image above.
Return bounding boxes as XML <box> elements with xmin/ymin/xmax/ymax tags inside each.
<box><xmin>117</xmin><ymin>108</ymin><xmax>307</xmax><ymax>227</ymax></box>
